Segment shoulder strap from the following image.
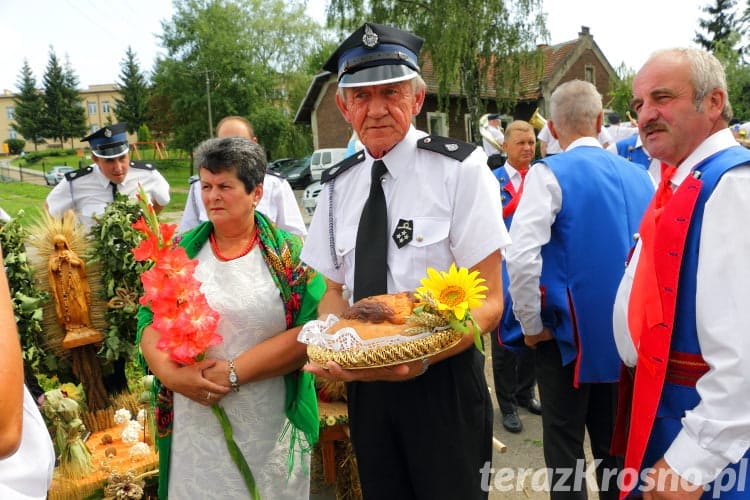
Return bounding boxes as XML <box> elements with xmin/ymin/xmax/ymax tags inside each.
<box><xmin>129</xmin><ymin>161</ymin><xmax>155</xmax><ymax>171</ymax></box>
<box><xmin>321</xmin><ymin>151</ymin><xmax>366</xmax><ymax>183</ymax></box>
<box><xmin>417</xmin><ymin>135</ymin><xmax>476</xmax><ymax>162</ymax></box>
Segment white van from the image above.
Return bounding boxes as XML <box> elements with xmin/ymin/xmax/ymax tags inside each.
<box><xmin>309</xmin><ymin>148</ymin><xmax>347</xmax><ymax>181</ymax></box>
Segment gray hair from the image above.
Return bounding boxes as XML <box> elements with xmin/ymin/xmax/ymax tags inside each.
<box><xmin>647</xmin><ymin>47</ymin><xmax>732</xmax><ymax>121</ymax></box>
<box><xmin>193</xmin><ymin>137</ymin><xmax>266</xmax><ymax>193</ymax></box>
<box><xmin>337</xmin><ymin>74</ymin><xmax>427</xmax><ymax>100</ymax></box>
<box><xmin>549</xmin><ymin>80</ymin><xmax>602</xmax><ymax>138</ymax></box>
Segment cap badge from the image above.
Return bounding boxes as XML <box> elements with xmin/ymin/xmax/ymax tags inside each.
<box><xmin>362</xmin><ymin>24</ymin><xmax>379</xmax><ymax>48</ymax></box>
<box><xmin>104</xmin><ymin>128</ymin><xmax>112</xmax><ymax>138</ymax></box>
<box><xmin>445</xmin><ymin>143</ymin><xmax>459</xmax><ymax>152</ymax></box>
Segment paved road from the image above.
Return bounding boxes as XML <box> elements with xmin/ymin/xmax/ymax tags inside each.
<box><xmin>0</xmin><ymin>159</ymin><xmax>48</xmax><ymax>186</ymax></box>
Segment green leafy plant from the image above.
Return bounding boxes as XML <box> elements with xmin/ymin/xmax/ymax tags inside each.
<box><xmin>86</xmin><ymin>195</ymin><xmax>148</xmax><ymax>367</ymax></box>
<box><xmin>0</xmin><ymin>214</ymin><xmax>58</xmax><ymax>373</ymax></box>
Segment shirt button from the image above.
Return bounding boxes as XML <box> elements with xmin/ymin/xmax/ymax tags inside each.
<box><xmin>416</xmin><ymin>236</ymin><xmax>423</xmax><ymax>243</ymax></box>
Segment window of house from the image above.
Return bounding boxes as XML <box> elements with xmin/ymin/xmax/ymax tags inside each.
<box><xmin>102</xmin><ymin>101</ymin><xmax>110</xmax><ymax>113</ymax></box>
<box><xmin>9</xmin><ymin>129</ymin><xmax>17</xmax><ymax>139</ymax></box>
<box><xmin>6</xmin><ymin>107</ymin><xmax>14</xmax><ymax>120</ymax></box>
<box><xmin>427</xmin><ymin>112</ymin><xmax>448</xmax><ymax>137</ymax></box>
<box><xmin>90</xmin><ymin>124</ymin><xmax>99</xmax><ymax>134</ymax></box>
<box><xmin>88</xmin><ymin>102</ymin><xmax>97</xmax><ymax>115</ymax></box>
<box><xmin>584</xmin><ymin>65</ymin><xmax>595</xmax><ymax>84</ymax></box>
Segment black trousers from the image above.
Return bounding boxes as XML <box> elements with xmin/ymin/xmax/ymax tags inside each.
<box><xmin>347</xmin><ymin>348</ymin><xmax>493</xmax><ymax>500</ymax></box>
<box><xmin>491</xmin><ymin>335</ymin><xmax>536</xmax><ymax>414</ymax></box>
<box><xmin>534</xmin><ymin>341</ymin><xmax>621</xmax><ymax>500</ymax></box>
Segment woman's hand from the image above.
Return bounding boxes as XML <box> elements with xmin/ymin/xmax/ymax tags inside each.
<box><xmin>165</xmin><ymin>358</ymin><xmax>231</xmax><ymax>407</ymax></box>
<box><xmin>303</xmin><ymin>358</ymin><xmax>428</xmax><ymax>383</ymax></box>
<box><xmin>201</xmin><ymin>359</ymin><xmax>232</xmax><ymax>390</ymax></box>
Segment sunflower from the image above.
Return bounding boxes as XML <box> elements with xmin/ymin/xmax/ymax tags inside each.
<box><xmin>415</xmin><ymin>263</ymin><xmax>488</xmax><ymax>321</ymax></box>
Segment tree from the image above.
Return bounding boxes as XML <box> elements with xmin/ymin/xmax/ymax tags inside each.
<box><xmin>151</xmin><ymin>0</ymin><xmax>326</xmax><ymax>152</ymax></box>
<box><xmin>326</xmin><ymin>0</ymin><xmax>548</xmax><ymax>125</ymax></box>
<box><xmin>41</xmin><ymin>49</ymin><xmax>86</xmax><ymax>147</ymax></box>
<box><xmin>607</xmin><ymin>63</ymin><xmax>636</xmax><ymax>119</ymax></box>
<box><xmin>714</xmin><ymin>33</ymin><xmax>750</xmax><ymax>120</ymax></box>
<box><xmin>12</xmin><ymin>60</ymin><xmax>46</xmax><ymax>151</ymax></box>
<box><xmin>61</xmin><ymin>59</ymin><xmax>87</xmax><ymax>148</ymax></box>
<box><xmin>115</xmin><ymin>46</ymin><xmax>150</xmax><ymax>134</ymax></box>
<box><xmin>695</xmin><ymin>0</ymin><xmax>745</xmax><ymax>56</ymax></box>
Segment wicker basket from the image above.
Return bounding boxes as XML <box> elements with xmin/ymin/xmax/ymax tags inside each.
<box><xmin>307</xmin><ymin>328</ymin><xmax>463</xmax><ymax>369</ymax></box>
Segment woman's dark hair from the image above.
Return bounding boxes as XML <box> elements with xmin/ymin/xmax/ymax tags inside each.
<box><xmin>193</xmin><ymin>137</ymin><xmax>266</xmax><ymax>193</ymax></box>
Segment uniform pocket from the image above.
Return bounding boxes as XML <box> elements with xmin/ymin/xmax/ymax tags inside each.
<box><xmin>390</xmin><ymin>217</ymin><xmax>452</xmax><ymax>279</ymax></box>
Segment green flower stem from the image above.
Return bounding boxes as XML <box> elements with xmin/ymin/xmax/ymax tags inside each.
<box><xmin>211</xmin><ymin>404</ymin><xmax>260</xmax><ymax>500</ymax></box>
<box><xmin>448</xmin><ymin>316</ymin><xmax>484</xmax><ymax>354</ymax></box>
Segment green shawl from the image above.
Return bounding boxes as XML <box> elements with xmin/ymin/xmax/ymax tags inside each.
<box><xmin>136</xmin><ymin>213</ymin><xmax>324</xmax><ymax>499</ymax></box>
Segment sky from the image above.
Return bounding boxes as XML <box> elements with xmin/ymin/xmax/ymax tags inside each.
<box><xmin>0</xmin><ymin>0</ymin><xmax>709</xmax><ymax>92</ymax></box>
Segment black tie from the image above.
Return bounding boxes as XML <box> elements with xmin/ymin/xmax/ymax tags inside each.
<box><xmin>110</xmin><ymin>182</ymin><xmax>118</xmax><ymax>200</ymax></box>
<box><xmin>353</xmin><ymin>160</ymin><xmax>389</xmax><ymax>302</ymax></box>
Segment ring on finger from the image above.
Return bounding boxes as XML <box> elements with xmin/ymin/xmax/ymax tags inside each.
<box><xmin>206</xmin><ymin>391</ymin><xmax>212</xmax><ymax>401</ymax></box>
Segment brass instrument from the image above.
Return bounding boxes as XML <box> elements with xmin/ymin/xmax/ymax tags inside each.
<box><xmin>479</xmin><ymin>113</ymin><xmax>505</xmax><ymax>153</ymax></box>
<box><xmin>529</xmin><ymin>108</ymin><xmax>547</xmax><ymax>130</ymax></box>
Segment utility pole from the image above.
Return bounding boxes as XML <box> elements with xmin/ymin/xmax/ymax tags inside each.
<box><xmin>205</xmin><ymin>70</ymin><xmax>213</xmax><ymax>138</ymax></box>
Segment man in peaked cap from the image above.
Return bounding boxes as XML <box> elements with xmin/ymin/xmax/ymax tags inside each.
<box><xmin>301</xmin><ymin>23</ymin><xmax>508</xmax><ymax>498</ymax></box>
<box><xmin>46</xmin><ymin>122</ymin><xmax>170</xmax><ymax>229</ymax></box>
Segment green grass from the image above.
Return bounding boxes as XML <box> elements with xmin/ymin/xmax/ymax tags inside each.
<box><xmin>13</xmin><ymin>150</ymin><xmax>195</xmax><ymax>193</ymax></box>
<box><xmin>0</xmin><ymin>180</ymin><xmax>187</xmax><ymax>225</ymax></box>
<box><xmin>0</xmin><ymin>182</ymin><xmax>49</xmax><ymax>219</ymax></box>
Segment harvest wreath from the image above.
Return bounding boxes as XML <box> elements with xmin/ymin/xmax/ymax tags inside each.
<box><xmin>299</xmin><ymin>264</ymin><xmax>487</xmax><ymax>369</ymax></box>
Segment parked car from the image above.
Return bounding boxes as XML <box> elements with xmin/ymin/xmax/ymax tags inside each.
<box><xmin>278</xmin><ymin>156</ymin><xmax>311</xmax><ymax>189</ymax></box>
<box><xmin>309</xmin><ymin>148</ymin><xmax>347</xmax><ymax>181</ymax></box>
<box><xmin>301</xmin><ymin>180</ymin><xmax>322</xmax><ymax>217</ymax></box>
<box><xmin>44</xmin><ymin>166</ymin><xmax>75</xmax><ymax>186</ymax></box>
<box><xmin>268</xmin><ymin>157</ymin><xmax>297</xmax><ymax>171</ymax></box>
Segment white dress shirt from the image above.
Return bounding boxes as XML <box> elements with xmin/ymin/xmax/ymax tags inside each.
<box><xmin>506</xmin><ymin>137</ymin><xmax>601</xmax><ymax>336</ymax></box>
<box><xmin>302</xmin><ymin>126</ymin><xmax>509</xmax><ymax>300</ymax></box>
<box><xmin>46</xmin><ymin>162</ymin><xmax>170</xmax><ymax>228</ymax></box>
<box><xmin>178</xmin><ymin>173</ymin><xmax>307</xmax><ymax>237</ymax></box>
<box><xmin>612</xmin><ymin>128</ymin><xmax>750</xmax><ymax>484</ymax></box>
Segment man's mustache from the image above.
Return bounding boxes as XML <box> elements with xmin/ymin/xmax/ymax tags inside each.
<box><xmin>640</xmin><ymin>122</ymin><xmax>667</xmax><ymax>135</ymax></box>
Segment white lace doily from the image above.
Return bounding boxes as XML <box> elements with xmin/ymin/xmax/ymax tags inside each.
<box><xmin>298</xmin><ymin>314</ymin><xmax>442</xmax><ymax>352</ymax></box>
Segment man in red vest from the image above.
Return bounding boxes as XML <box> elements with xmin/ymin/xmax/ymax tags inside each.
<box><xmin>613</xmin><ymin>47</ymin><xmax>750</xmax><ymax>498</ymax></box>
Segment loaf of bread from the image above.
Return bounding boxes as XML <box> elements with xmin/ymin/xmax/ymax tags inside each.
<box><xmin>328</xmin><ymin>292</ymin><xmax>416</xmax><ymax>340</ymax></box>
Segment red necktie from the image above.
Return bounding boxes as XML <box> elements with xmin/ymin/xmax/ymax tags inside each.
<box><xmin>654</xmin><ymin>163</ymin><xmax>677</xmax><ymax>211</ymax></box>
<box><xmin>502</xmin><ymin>169</ymin><xmax>528</xmax><ymax>219</ymax></box>
<box><xmin>627</xmin><ymin>163</ymin><xmax>676</xmax><ymax>352</ymax></box>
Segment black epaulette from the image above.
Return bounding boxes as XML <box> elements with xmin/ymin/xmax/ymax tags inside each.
<box><xmin>265</xmin><ymin>168</ymin><xmax>283</xmax><ymax>178</ymax></box>
<box><xmin>417</xmin><ymin>135</ymin><xmax>476</xmax><ymax>162</ymax></box>
<box><xmin>129</xmin><ymin>161</ymin><xmax>155</xmax><ymax>171</ymax></box>
<box><xmin>321</xmin><ymin>151</ymin><xmax>366</xmax><ymax>183</ymax></box>
<box><xmin>65</xmin><ymin>165</ymin><xmax>93</xmax><ymax>181</ymax></box>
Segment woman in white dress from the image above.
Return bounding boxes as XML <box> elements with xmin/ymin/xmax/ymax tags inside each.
<box><xmin>138</xmin><ymin>137</ymin><xmax>324</xmax><ymax>499</ymax></box>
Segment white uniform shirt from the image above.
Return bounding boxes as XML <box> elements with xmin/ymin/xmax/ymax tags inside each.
<box><xmin>482</xmin><ymin>124</ymin><xmax>505</xmax><ymax>156</ymax></box>
<box><xmin>506</xmin><ymin>136</ymin><xmax>601</xmax><ymax>336</ymax></box>
<box><xmin>0</xmin><ymin>206</ymin><xmax>10</xmax><ymax>222</ymax></box>
<box><xmin>540</xmin><ymin>125</ymin><xmax>612</xmax><ymax>154</ymax></box>
<box><xmin>178</xmin><ymin>173</ymin><xmax>307</xmax><ymax>236</ymax></box>
<box><xmin>0</xmin><ymin>387</ymin><xmax>55</xmax><ymax>499</ymax></box>
<box><xmin>301</xmin><ymin>126</ymin><xmax>509</xmax><ymax>299</ymax></box>
<box><xmin>612</xmin><ymin>128</ymin><xmax>750</xmax><ymax>484</ymax></box>
<box><xmin>538</xmin><ymin>124</ymin><xmax>562</xmax><ymax>155</ymax></box>
<box><xmin>46</xmin><ymin>162</ymin><xmax>170</xmax><ymax>228</ymax></box>
<box><xmin>606</xmin><ymin>123</ymin><xmax>639</xmax><ymax>143</ymax></box>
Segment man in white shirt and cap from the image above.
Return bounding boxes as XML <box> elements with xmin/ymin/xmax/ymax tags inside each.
<box><xmin>45</xmin><ymin>122</ymin><xmax>170</xmax><ymax>228</ymax></box>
